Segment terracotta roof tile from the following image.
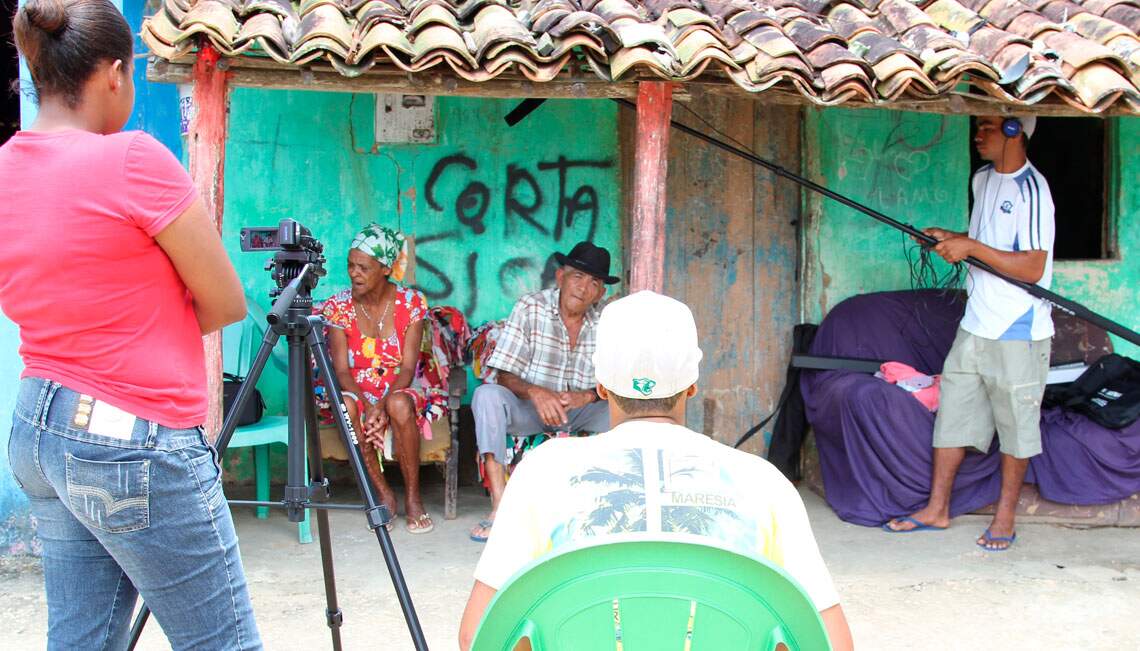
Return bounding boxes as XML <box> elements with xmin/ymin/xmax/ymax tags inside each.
<box><xmin>674</xmin><ymin>25</ymin><xmax>738</xmax><ymax>72</ymax></box>
<box><xmin>875</xmin><ymin>50</ymin><xmax>937</xmax><ymax>91</ymax></box>
<box><xmin>1004</xmin><ymin>11</ymin><xmax>1061</xmax><ymax>39</ymax></box>
<box><xmin>977</xmin><ymin>0</ymin><xmax>1034</xmax><ymax>30</ymax></box>
<box><xmin>785</xmin><ymin>17</ymin><xmax>846</xmax><ymax>51</ymax></box>
<box><xmin>924</xmin><ymin>0</ymin><xmax>987</xmax><ymax>34</ymax></box>
<box><xmin>1044</xmin><ymin>28</ymin><xmax>1127</xmax><ymax>69</ymax></box>
<box><xmin>850</xmin><ymin>31</ymin><xmax>912</xmax><ymax>65</ymax></box>
<box><xmin>1104</xmin><ymin>4</ymin><xmax>1140</xmax><ymax>32</ymax></box>
<box><xmin>1083</xmin><ymin>0</ymin><xmax>1138</xmax><ymax>15</ymax></box>
<box><xmin>142</xmin><ymin>0</ymin><xmax>1140</xmax><ymax>112</ymax></box>
<box><xmin>1069</xmin><ymin>12</ymin><xmax>1134</xmax><ymax>45</ymax></box>
<box><xmin>727</xmin><ymin>9</ymin><xmax>782</xmax><ymax>35</ymax></box>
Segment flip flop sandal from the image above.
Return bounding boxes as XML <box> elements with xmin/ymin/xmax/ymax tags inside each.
<box><xmin>469</xmin><ymin>519</ymin><xmax>493</xmax><ymax>543</ymax></box>
<box><xmin>882</xmin><ymin>516</ymin><xmax>948</xmax><ymax>533</ymax></box>
<box><xmin>406</xmin><ymin>513</ymin><xmax>434</xmax><ymax>535</ymax></box>
<box><xmin>976</xmin><ymin>528</ymin><xmax>1017</xmax><ymax>551</ymax></box>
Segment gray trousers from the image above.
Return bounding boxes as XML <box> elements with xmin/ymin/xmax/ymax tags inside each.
<box><xmin>472</xmin><ymin>383</ymin><xmax>611</xmax><ymax>463</ymax></box>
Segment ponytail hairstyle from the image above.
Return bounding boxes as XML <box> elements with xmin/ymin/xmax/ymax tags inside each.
<box><xmin>13</xmin><ymin>0</ymin><xmax>133</xmax><ymax>107</ymax></box>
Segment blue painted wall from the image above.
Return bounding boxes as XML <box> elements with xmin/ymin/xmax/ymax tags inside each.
<box><xmin>122</xmin><ymin>0</ymin><xmax>182</xmax><ymax>156</ymax></box>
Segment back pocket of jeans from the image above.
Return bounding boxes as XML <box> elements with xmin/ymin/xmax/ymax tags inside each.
<box><xmin>66</xmin><ymin>454</ymin><xmax>150</xmax><ymax>533</ymax></box>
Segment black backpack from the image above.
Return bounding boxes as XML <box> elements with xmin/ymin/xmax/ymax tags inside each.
<box><xmin>222</xmin><ymin>373</ymin><xmax>266</xmax><ymax>427</ymax></box>
<box><xmin>1044</xmin><ymin>354</ymin><xmax>1140</xmax><ymax>430</ymax></box>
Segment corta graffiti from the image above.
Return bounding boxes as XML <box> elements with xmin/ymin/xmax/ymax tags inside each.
<box><xmin>416</xmin><ymin>153</ymin><xmax>615</xmax><ymax>317</ymax></box>
<box><xmin>423</xmin><ymin>153</ymin><xmax>612</xmax><ymax>241</ymax></box>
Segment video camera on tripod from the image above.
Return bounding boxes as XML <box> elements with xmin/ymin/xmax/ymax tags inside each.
<box><xmin>240</xmin><ymin>218</ymin><xmax>327</xmax><ymax>297</ymax></box>
<box><xmin>127</xmin><ymin>219</ymin><xmax>427</xmax><ymax>651</ymax></box>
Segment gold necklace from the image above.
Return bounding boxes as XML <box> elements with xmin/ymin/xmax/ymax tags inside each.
<box><xmin>355</xmin><ymin>298</ymin><xmax>392</xmax><ymax>337</ymax></box>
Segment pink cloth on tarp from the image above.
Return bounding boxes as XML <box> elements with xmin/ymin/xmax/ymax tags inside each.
<box><xmin>878</xmin><ymin>361</ymin><xmax>941</xmax><ymax>412</ymax></box>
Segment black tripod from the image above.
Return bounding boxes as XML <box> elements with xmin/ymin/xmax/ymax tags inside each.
<box><xmin>126</xmin><ymin>227</ymin><xmax>428</xmax><ymax>650</ymax></box>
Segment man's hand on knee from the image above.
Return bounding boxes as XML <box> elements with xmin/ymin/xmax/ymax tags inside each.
<box><xmin>527</xmin><ymin>386</ymin><xmax>568</xmax><ymax>426</ymax></box>
<box><xmin>559</xmin><ymin>390</ymin><xmax>595</xmax><ymax>411</ymax></box>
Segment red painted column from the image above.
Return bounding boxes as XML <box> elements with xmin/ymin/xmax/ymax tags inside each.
<box><xmin>629</xmin><ymin>82</ymin><xmax>673</xmax><ymax>293</ymax></box>
<box><xmin>189</xmin><ymin>45</ymin><xmax>232</xmax><ymax>440</ymax></box>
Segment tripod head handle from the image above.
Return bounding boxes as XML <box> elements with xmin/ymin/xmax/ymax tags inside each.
<box><xmin>267</xmin><ymin>263</ymin><xmax>313</xmax><ymax>325</ymax></box>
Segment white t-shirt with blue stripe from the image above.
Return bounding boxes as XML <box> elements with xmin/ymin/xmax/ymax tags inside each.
<box><xmin>961</xmin><ymin>161</ymin><xmax>1056</xmax><ymax>341</ymax></box>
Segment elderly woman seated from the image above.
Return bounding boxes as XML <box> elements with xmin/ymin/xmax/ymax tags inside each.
<box><xmin>321</xmin><ymin>223</ymin><xmax>445</xmax><ymax>534</ymax></box>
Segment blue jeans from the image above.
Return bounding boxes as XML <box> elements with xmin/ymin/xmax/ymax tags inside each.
<box><xmin>472</xmin><ymin>383</ymin><xmax>611</xmax><ymax>463</ymax></box>
<box><xmin>7</xmin><ymin>378</ymin><xmax>262</xmax><ymax>650</ymax></box>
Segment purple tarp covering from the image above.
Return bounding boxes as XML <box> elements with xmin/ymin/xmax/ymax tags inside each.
<box><xmin>801</xmin><ymin>290</ymin><xmax>1140</xmax><ymax>527</ymax></box>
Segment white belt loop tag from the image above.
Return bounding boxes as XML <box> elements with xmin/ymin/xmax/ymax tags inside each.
<box><xmin>88</xmin><ymin>400</ymin><xmax>138</xmax><ymax>441</ymax></box>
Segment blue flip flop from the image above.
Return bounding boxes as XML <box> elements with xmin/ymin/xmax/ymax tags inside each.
<box><xmin>882</xmin><ymin>516</ymin><xmax>948</xmax><ymax>533</ymax></box>
<box><xmin>469</xmin><ymin>519</ymin><xmax>493</xmax><ymax>543</ymax></box>
<box><xmin>976</xmin><ymin>528</ymin><xmax>1017</xmax><ymax>551</ymax></box>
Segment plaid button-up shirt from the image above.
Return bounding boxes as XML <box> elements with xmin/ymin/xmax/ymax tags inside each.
<box><xmin>487</xmin><ymin>287</ymin><xmax>600</xmax><ymax>392</ymax></box>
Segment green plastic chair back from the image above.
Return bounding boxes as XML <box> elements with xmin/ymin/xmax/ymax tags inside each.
<box><xmin>471</xmin><ymin>539</ymin><xmax>831</xmax><ymax>651</ymax></box>
<box><xmin>221</xmin><ymin>300</ymin><xmax>288</xmax><ymax>379</ymax></box>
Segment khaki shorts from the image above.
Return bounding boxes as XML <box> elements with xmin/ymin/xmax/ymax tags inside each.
<box><xmin>933</xmin><ymin>329</ymin><xmax>1051</xmax><ymax>459</ymax></box>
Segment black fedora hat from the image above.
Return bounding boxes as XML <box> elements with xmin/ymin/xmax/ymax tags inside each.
<box><xmin>554</xmin><ymin>241</ymin><xmax>620</xmax><ymax>285</ymax></box>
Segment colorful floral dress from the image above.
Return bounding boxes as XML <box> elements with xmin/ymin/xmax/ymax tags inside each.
<box><xmin>319</xmin><ymin>286</ymin><xmax>447</xmax><ymax>443</ymax></box>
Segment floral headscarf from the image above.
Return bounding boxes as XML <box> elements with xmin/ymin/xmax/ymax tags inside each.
<box><xmin>351</xmin><ymin>223</ymin><xmax>408</xmax><ymax>282</ymax></box>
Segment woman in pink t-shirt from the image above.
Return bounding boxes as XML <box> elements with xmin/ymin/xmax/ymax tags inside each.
<box><xmin>0</xmin><ymin>1</ymin><xmax>261</xmax><ymax>648</ymax></box>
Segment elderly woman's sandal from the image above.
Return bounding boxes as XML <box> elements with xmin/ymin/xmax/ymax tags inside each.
<box><xmin>406</xmin><ymin>513</ymin><xmax>434</xmax><ymax>534</ymax></box>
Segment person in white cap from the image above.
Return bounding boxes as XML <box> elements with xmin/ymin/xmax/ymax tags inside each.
<box><xmin>459</xmin><ymin>291</ymin><xmax>853</xmax><ymax>650</ymax></box>
<box><xmin>886</xmin><ymin>115</ymin><xmax>1055</xmax><ymax>553</ymax></box>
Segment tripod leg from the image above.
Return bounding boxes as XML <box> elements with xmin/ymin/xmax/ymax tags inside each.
<box><xmin>126</xmin><ymin>605</ymin><xmax>150</xmax><ymax>649</ymax></box>
<box><xmin>306</xmin><ymin>316</ymin><xmax>428</xmax><ymax>651</ymax></box>
<box><xmin>283</xmin><ymin>333</ymin><xmax>311</xmax><ymax>523</ymax></box>
<box><xmin>304</xmin><ymin>356</ymin><xmax>344</xmax><ymax>651</ymax></box>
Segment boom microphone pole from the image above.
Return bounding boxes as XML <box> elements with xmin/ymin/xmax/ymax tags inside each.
<box><xmin>611</xmin><ymin>98</ymin><xmax>1140</xmax><ymax>348</ymax></box>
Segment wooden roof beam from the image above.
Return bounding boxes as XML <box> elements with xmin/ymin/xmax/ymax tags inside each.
<box><xmin>149</xmin><ymin>58</ymin><xmax>1134</xmax><ymax>118</ymax></box>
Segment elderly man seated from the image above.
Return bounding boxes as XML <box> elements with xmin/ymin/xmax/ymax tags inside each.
<box><xmin>468</xmin><ymin>241</ymin><xmax>618</xmax><ymax>543</ymax></box>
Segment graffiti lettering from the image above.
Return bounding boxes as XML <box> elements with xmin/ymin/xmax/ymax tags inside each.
<box><xmin>498</xmin><ymin>257</ymin><xmax>536</xmax><ymax>294</ymax></box>
<box><xmin>418</xmin><ymin>152</ymin><xmax>614</xmax><ymax>319</ymax></box>
<box><xmin>424</xmin><ymin>155</ymin><xmax>473</xmax><ymax>211</ymax></box>
<box><xmin>413</xmin><ymin>230</ymin><xmax>459</xmax><ymax>303</ymax></box>
<box><xmin>464</xmin><ymin>251</ymin><xmax>478</xmax><ymax>316</ymax></box>
<box><xmin>537</xmin><ymin>156</ymin><xmax>610</xmax><ymax>242</ymax></box>
<box><xmin>504</xmin><ymin>165</ymin><xmax>546</xmax><ymax>237</ymax></box>
<box><xmin>425</xmin><ymin>154</ymin><xmax>612</xmax><ymax>240</ymax></box>
<box><xmin>425</xmin><ymin>154</ymin><xmax>488</xmax><ymax>234</ymax></box>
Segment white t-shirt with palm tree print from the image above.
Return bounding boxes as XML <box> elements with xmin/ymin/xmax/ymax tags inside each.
<box><xmin>474</xmin><ymin>420</ymin><xmax>840</xmax><ymax>611</ymax></box>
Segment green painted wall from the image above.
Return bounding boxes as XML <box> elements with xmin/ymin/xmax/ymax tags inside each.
<box><xmin>803</xmin><ymin>108</ymin><xmax>1139</xmax><ymax>357</ymax></box>
<box><xmin>220</xmin><ymin>91</ymin><xmax>622</xmax><ymax>414</ymax></box>
<box><xmin>802</xmin><ymin>107</ymin><xmax>968</xmax><ymax>323</ymax></box>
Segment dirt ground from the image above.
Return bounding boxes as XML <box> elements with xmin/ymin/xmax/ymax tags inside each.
<box><xmin>2</xmin><ymin>482</ymin><xmax>1138</xmax><ymax>650</ymax></box>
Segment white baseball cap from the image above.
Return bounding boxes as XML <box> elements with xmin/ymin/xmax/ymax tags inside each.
<box><xmin>593</xmin><ymin>291</ymin><xmax>703</xmax><ymax>400</ymax></box>
<box><xmin>1019</xmin><ymin>115</ymin><xmax>1037</xmax><ymax>139</ymax></box>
